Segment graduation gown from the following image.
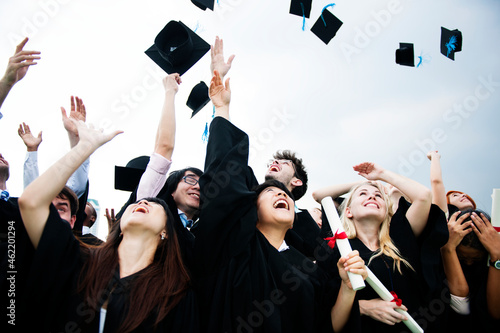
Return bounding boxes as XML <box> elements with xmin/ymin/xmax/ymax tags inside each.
<box><xmin>16</xmin><ymin>204</ymin><xmax>199</xmax><ymax>333</ymax></box>
<box><xmin>194</xmin><ymin>117</ymin><xmax>358</xmax><ymax>333</ymax></box>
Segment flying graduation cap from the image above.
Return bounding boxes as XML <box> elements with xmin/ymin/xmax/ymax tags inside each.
<box><xmin>440</xmin><ymin>27</ymin><xmax>462</xmax><ymax>60</ymax></box>
<box><xmin>145</xmin><ymin>21</ymin><xmax>210</xmax><ymax>75</ymax></box>
<box><xmin>187</xmin><ymin>81</ymin><xmax>210</xmax><ymax>118</ymax></box>
<box><xmin>395</xmin><ymin>42</ymin><xmax>415</xmax><ymax>67</ymax></box>
<box><xmin>191</xmin><ymin>0</ymin><xmax>214</xmax><ymax>11</ymax></box>
<box><xmin>311</xmin><ymin>4</ymin><xmax>343</xmax><ymax>44</ymax></box>
<box><xmin>289</xmin><ymin>0</ymin><xmax>312</xmax><ymax>18</ymax></box>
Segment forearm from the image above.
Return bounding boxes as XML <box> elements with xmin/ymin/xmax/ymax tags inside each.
<box><xmin>486</xmin><ymin>265</ymin><xmax>500</xmax><ymax>319</ymax></box>
<box><xmin>66</xmin><ymin>158</ymin><xmax>89</xmax><ymax>197</ymax></box>
<box><xmin>214</xmin><ymin>105</ymin><xmax>229</xmax><ymax>121</ymax></box>
<box><xmin>0</xmin><ymin>79</ymin><xmax>13</xmax><ymax>109</ymax></box>
<box><xmin>429</xmin><ymin>158</ymin><xmax>448</xmax><ymax>213</ymax></box>
<box><xmin>19</xmin><ymin>141</ymin><xmax>98</xmax><ymax>248</ymax></box>
<box><xmin>331</xmin><ymin>282</ymin><xmax>357</xmax><ymax>332</ymax></box>
<box><xmin>378</xmin><ymin>169</ymin><xmax>430</xmax><ymax>204</ymax></box>
<box><xmin>440</xmin><ymin>246</ymin><xmax>469</xmax><ymax>296</ymax></box>
<box><xmin>312</xmin><ymin>182</ymin><xmax>361</xmax><ymax>203</ymax></box>
<box><xmin>154</xmin><ymin>90</ymin><xmax>176</xmax><ymax>159</ymax></box>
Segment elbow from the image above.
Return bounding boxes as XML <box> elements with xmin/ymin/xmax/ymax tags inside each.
<box><xmin>416</xmin><ymin>188</ymin><xmax>432</xmax><ymax>206</ymax></box>
<box><xmin>18</xmin><ymin>192</ymin><xmax>38</xmax><ymax>213</ymax></box>
<box><xmin>430</xmin><ymin>178</ymin><xmax>443</xmax><ymax>186</ymax></box>
<box><xmin>312</xmin><ymin>191</ymin><xmax>323</xmax><ymax>203</ymax></box>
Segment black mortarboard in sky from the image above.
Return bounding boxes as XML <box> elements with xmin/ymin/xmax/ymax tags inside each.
<box><xmin>310</xmin><ymin>7</ymin><xmax>343</xmax><ymax>44</ymax></box>
<box><xmin>145</xmin><ymin>21</ymin><xmax>210</xmax><ymax>75</ymax></box>
<box><xmin>395</xmin><ymin>42</ymin><xmax>415</xmax><ymax>67</ymax></box>
<box><xmin>440</xmin><ymin>27</ymin><xmax>462</xmax><ymax>60</ymax></box>
<box><xmin>114</xmin><ymin>156</ymin><xmax>150</xmax><ymax>191</ymax></box>
<box><xmin>187</xmin><ymin>81</ymin><xmax>210</xmax><ymax>118</ymax></box>
<box><xmin>290</xmin><ymin>0</ymin><xmax>312</xmax><ymax>18</ymax></box>
<box><xmin>191</xmin><ymin>0</ymin><xmax>214</xmax><ymax>11</ymax></box>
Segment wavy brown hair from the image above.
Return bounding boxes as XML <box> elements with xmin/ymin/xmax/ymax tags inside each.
<box><xmin>77</xmin><ymin>197</ymin><xmax>191</xmax><ymax>332</ymax></box>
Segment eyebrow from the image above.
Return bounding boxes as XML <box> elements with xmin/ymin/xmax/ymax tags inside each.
<box><xmin>56</xmin><ymin>202</ymin><xmax>69</xmax><ymax>207</ymax></box>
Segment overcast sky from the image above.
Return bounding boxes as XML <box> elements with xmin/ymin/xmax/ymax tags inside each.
<box><xmin>1</xmin><ymin>0</ymin><xmax>499</xmax><ymax>237</ymax></box>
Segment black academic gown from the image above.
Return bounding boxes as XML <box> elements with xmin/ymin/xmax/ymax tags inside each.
<box><xmin>194</xmin><ymin>117</ymin><xmax>359</xmax><ymax>333</ymax></box>
<box><xmin>15</xmin><ymin>204</ymin><xmax>199</xmax><ymax>333</ymax></box>
<box><xmin>318</xmin><ymin>197</ymin><xmax>449</xmax><ymax>333</ymax></box>
<box><xmin>284</xmin><ymin>209</ymin><xmax>323</xmax><ymax>260</ymax></box>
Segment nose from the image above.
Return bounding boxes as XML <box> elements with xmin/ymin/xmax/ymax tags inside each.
<box><xmin>137</xmin><ymin>200</ymin><xmax>149</xmax><ymax>206</ymax></box>
<box><xmin>276</xmin><ymin>191</ymin><xmax>288</xmax><ymax>198</ymax></box>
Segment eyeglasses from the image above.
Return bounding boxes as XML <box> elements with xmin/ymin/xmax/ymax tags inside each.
<box><xmin>182</xmin><ymin>175</ymin><xmax>199</xmax><ymax>186</ymax></box>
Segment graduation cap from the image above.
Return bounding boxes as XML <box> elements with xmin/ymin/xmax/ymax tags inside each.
<box><xmin>114</xmin><ymin>156</ymin><xmax>150</xmax><ymax>191</ymax></box>
<box><xmin>440</xmin><ymin>27</ymin><xmax>462</xmax><ymax>60</ymax></box>
<box><xmin>395</xmin><ymin>42</ymin><xmax>415</xmax><ymax>67</ymax></box>
<box><xmin>311</xmin><ymin>4</ymin><xmax>343</xmax><ymax>45</ymax></box>
<box><xmin>145</xmin><ymin>21</ymin><xmax>210</xmax><ymax>75</ymax></box>
<box><xmin>191</xmin><ymin>0</ymin><xmax>214</xmax><ymax>11</ymax></box>
<box><xmin>290</xmin><ymin>0</ymin><xmax>312</xmax><ymax>18</ymax></box>
<box><xmin>187</xmin><ymin>81</ymin><xmax>210</xmax><ymax>118</ymax></box>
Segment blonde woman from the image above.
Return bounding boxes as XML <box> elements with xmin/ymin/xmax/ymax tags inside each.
<box><xmin>314</xmin><ymin>162</ymin><xmax>448</xmax><ymax>332</ymax></box>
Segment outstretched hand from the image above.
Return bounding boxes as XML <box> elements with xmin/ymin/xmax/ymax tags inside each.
<box><xmin>163</xmin><ymin>73</ymin><xmax>181</xmax><ymax>93</ymax></box>
<box><xmin>61</xmin><ymin>96</ymin><xmax>87</xmax><ymax>136</ymax></box>
<box><xmin>426</xmin><ymin>150</ymin><xmax>441</xmax><ymax>161</ymax></box>
<box><xmin>18</xmin><ymin>122</ymin><xmax>42</xmax><ymax>152</ymax></box>
<box><xmin>209</xmin><ymin>70</ymin><xmax>231</xmax><ymax>109</ymax></box>
<box><xmin>2</xmin><ymin>37</ymin><xmax>41</xmax><ymax>87</ymax></box>
<box><xmin>353</xmin><ymin>162</ymin><xmax>384</xmax><ymax>181</ymax></box>
<box><xmin>71</xmin><ymin>119</ymin><xmax>123</xmax><ymax>151</ymax></box>
<box><xmin>210</xmin><ymin>36</ymin><xmax>235</xmax><ymax>79</ymax></box>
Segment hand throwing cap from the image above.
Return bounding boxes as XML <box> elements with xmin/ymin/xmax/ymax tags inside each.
<box><xmin>395</xmin><ymin>42</ymin><xmax>415</xmax><ymax>67</ymax></box>
<box><xmin>187</xmin><ymin>81</ymin><xmax>210</xmax><ymax>118</ymax></box>
<box><xmin>145</xmin><ymin>21</ymin><xmax>210</xmax><ymax>75</ymax></box>
<box><xmin>440</xmin><ymin>27</ymin><xmax>462</xmax><ymax>60</ymax></box>
<box><xmin>115</xmin><ymin>156</ymin><xmax>150</xmax><ymax>192</ymax></box>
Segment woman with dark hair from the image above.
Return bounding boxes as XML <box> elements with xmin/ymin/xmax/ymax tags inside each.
<box><xmin>17</xmin><ymin>120</ymin><xmax>199</xmax><ymax>332</ymax></box>
<box><xmin>441</xmin><ymin>209</ymin><xmax>500</xmax><ymax>331</ymax></box>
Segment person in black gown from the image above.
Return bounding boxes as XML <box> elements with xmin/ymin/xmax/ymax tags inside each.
<box><xmin>314</xmin><ymin>163</ymin><xmax>449</xmax><ymax>332</ymax></box>
<box><xmin>193</xmin><ymin>70</ymin><xmax>367</xmax><ymax>333</ymax></box>
<box><xmin>17</xmin><ymin>120</ymin><xmax>199</xmax><ymax>332</ymax></box>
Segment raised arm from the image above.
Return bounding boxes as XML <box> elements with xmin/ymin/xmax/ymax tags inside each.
<box><xmin>18</xmin><ymin>120</ymin><xmax>122</xmax><ymax>248</ymax></box>
<box><xmin>210</xmin><ymin>36</ymin><xmax>235</xmax><ymax>80</ymax></box>
<box><xmin>312</xmin><ymin>181</ymin><xmax>362</xmax><ymax>204</ymax></box>
<box><xmin>0</xmin><ymin>37</ymin><xmax>40</xmax><ymax>110</ymax></box>
<box><xmin>18</xmin><ymin>122</ymin><xmax>42</xmax><ymax>188</ymax></box>
<box><xmin>354</xmin><ymin>162</ymin><xmax>432</xmax><ymax>237</ymax></box>
<box><xmin>209</xmin><ymin>70</ymin><xmax>231</xmax><ymax>120</ymax></box>
<box><xmin>427</xmin><ymin>151</ymin><xmax>448</xmax><ymax>215</ymax></box>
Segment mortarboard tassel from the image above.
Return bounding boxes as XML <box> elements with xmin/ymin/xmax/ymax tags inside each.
<box><xmin>321</xmin><ymin>3</ymin><xmax>336</xmax><ymax>26</ymax></box>
<box><xmin>446</xmin><ymin>35</ymin><xmax>457</xmax><ymax>57</ymax></box>
<box><xmin>301</xmin><ymin>2</ymin><xmax>306</xmax><ymax>31</ymax></box>
<box><xmin>202</xmin><ymin>105</ymin><xmax>216</xmax><ymax>143</ymax></box>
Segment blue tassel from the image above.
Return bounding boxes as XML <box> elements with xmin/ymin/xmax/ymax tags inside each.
<box><xmin>202</xmin><ymin>123</ymin><xmax>209</xmax><ymax>142</ymax></box>
<box><xmin>417</xmin><ymin>51</ymin><xmax>431</xmax><ymax>68</ymax></box>
<box><xmin>301</xmin><ymin>3</ymin><xmax>306</xmax><ymax>31</ymax></box>
<box><xmin>446</xmin><ymin>35</ymin><xmax>457</xmax><ymax>57</ymax></box>
<box><xmin>321</xmin><ymin>3</ymin><xmax>336</xmax><ymax>27</ymax></box>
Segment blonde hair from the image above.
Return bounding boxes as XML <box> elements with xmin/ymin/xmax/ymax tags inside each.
<box><xmin>340</xmin><ymin>181</ymin><xmax>413</xmax><ymax>274</ymax></box>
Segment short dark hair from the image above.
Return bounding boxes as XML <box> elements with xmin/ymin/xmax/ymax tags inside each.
<box><xmin>273</xmin><ymin>150</ymin><xmax>308</xmax><ymax>200</ymax></box>
<box><xmin>253</xmin><ymin>179</ymin><xmax>295</xmax><ymax>202</ymax></box>
<box><xmin>165</xmin><ymin>167</ymin><xmax>203</xmax><ymax>194</ymax></box>
<box><xmin>459</xmin><ymin>209</ymin><xmax>491</xmax><ymax>252</ymax></box>
<box><xmin>58</xmin><ymin>186</ymin><xmax>79</xmax><ymax>216</ymax></box>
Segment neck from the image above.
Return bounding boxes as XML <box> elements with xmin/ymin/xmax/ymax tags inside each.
<box><xmin>257</xmin><ymin>223</ymin><xmax>288</xmax><ymax>250</ymax></box>
<box><xmin>118</xmin><ymin>232</ymin><xmax>158</xmax><ymax>278</ymax></box>
<box><xmin>0</xmin><ymin>179</ymin><xmax>7</xmax><ymax>191</ymax></box>
<box><xmin>179</xmin><ymin>206</ymin><xmax>196</xmax><ymax>221</ymax></box>
<box><xmin>353</xmin><ymin>218</ymin><xmax>380</xmax><ymax>251</ymax></box>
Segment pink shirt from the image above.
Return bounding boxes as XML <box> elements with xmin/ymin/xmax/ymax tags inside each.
<box><xmin>136</xmin><ymin>153</ymin><xmax>172</xmax><ymax>200</ymax></box>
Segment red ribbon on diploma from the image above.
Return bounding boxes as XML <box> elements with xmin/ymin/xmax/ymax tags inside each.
<box><xmin>324</xmin><ymin>230</ymin><xmax>348</xmax><ymax>249</ymax></box>
<box><xmin>390</xmin><ymin>291</ymin><xmax>402</xmax><ymax>307</ymax></box>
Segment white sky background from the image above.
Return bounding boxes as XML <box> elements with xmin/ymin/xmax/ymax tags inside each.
<box><xmin>0</xmin><ymin>0</ymin><xmax>499</xmax><ymax>238</ymax></box>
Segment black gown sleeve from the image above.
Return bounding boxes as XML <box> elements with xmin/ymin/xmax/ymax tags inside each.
<box><xmin>195</xmin><ymin>117</ymin><xmax>259</xmax><ymax>275</ymax></box>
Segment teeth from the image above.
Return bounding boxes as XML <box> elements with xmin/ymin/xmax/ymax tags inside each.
<box><xmin>190</xmin><ymin>194</ymin><xmax>200</xmax><ymax>199</ymax></box>
<box><xmin>365</xmin><ymin>203</ymin><xmax>378</xmax><ymax>208</ymax></box>
<box><xmin>273</xmin><ymin>199</ymin><xmax>289</xmax><ymax>210</ymax></box>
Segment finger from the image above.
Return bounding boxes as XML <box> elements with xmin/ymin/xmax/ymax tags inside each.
<box><xmin>70</xmin><ymin>96</ymin><xmax>75</xmax><ymax>112</ymax></box>
<box><xmin>227</xmin><ymin>54</ymin><xmax>235</xmax><ymax>66</ymax></box>
<box><xmin>448</xmin><ymin>211</ymin><xmax>461</xmax><ymax>224</ymax></box>
<box><xmin>111</xmin><ymin>208</ymin><xmax>115</xmax><ymax>219</ymax></box>
<box><xmin>225</xmin><ymin>77</ymin><xmax>231</xmax><ymax>92</ymax></box>
<box><xmin>15</xmin><ymin>37</ymin><xmax>29</xmax><ymax>54</ymax></box>
<box><xmin>25</xmin><ymin>123</ymin><xmax>31</xmax><ymax>133</ymax></box>
<box><xmin>38</xmin><ymin>131</ymin><xmax>42</xmax><ymax>140</ymax></box>
<box><xmin>18</xmin><ymin>124</ymin><xmax>23</xmax><ymax>136</ymax></box>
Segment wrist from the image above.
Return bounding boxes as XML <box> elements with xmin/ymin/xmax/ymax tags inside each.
<box><xmin>0</xmin><ymin>77</ymin><xmax>14</xmax><ymax>90</ymax></box>
<box><xmin>27</xmin><ymin>147</ymin><xmax>38</xmax><ymax>152</ymax></box>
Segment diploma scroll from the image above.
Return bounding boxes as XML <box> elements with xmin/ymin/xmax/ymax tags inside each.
<box><xmin>321</xmin><ymin>197</ymin><xmax>366</xmax><ymax>291</ymax></box>
<box><xmin>491</xmin><ymin>189</ymin><xmax>500</xmax><ymax>228</ymax></box>
<box><xmin>366</xmin><ymin>267</ymin><xmax>424</xmax><ymax>333</ymax></box>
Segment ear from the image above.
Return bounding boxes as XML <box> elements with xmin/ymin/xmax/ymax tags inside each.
<box><xmin>290</xmin><ymin>177</ymin><xmax>303</xmax><ymax>188</ymax></box>
<box><xmin>345</xmin><ymin>206</ymin><xmax>353</xmax><ymax>219</ymax></box>
<box><xmin>70</xmin><ymin>215</ymin><xmax>77</xmax><ymax>229</ymax></box>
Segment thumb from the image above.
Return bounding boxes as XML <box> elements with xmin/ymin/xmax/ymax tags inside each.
<box><xmin>61</xmin><ymin>107</ymin><xmax>68</xmax><ymax>119</ymax></box>
<box><xmin>38</xmin><ymin>131</ymin><xmax>42</xmax><ymax>139</ymax></box>
<box><xmin>227</xmin><ymin>54</ymin><xmax>235</xmax><ymax>66</ymax></box>
<box><xmin>225</xmin><ymin>77</ymin><xmax>231</xmax><ymax>92</ymax></box>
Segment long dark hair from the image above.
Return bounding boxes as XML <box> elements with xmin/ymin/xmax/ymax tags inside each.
<box><xmin>77</xmin><ymin>197</ymin><xmax>191</xmax><ymax>332</ymax></box>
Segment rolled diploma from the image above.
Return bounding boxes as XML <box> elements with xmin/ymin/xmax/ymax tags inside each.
<box><xmin>321</xmin><ymin>197</ymin><xmax>365</xmax><ymax>291</ymax></box>
<box><xmin>366</xmin><ymin>267</ymin><xmax>424</xmax><ymax>333</ymax></box>
<box><xmin>491</xmin><ymin>189</ymin><xmax>500</xmax><ymax>228</ymax></box>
